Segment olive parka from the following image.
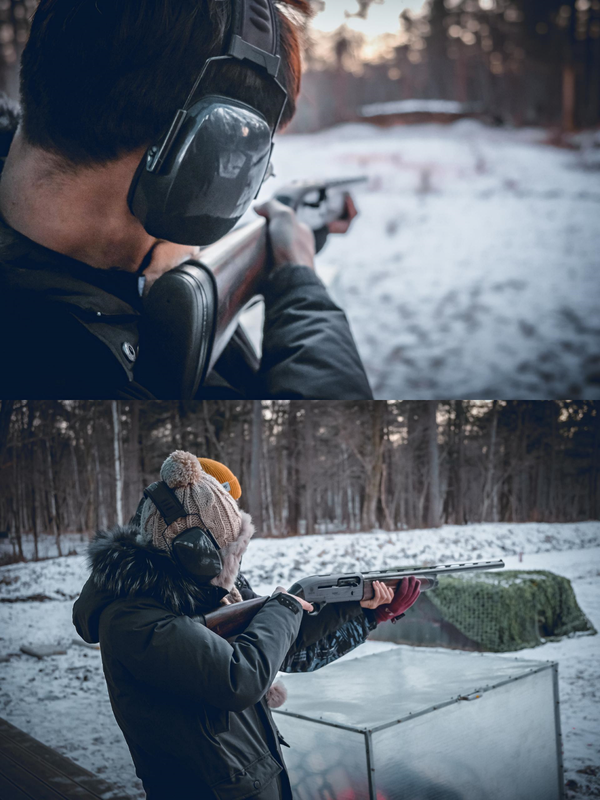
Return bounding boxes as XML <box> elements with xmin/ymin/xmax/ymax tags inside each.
<box><xmin>0</xmin><ymin>95</ymin><xmax>372</xmax><ymax>401</ymax></box>
<box><xmin>72</xmin><ymin>525</ymin><xmax>377</xmax><ymax>800</ymax></box>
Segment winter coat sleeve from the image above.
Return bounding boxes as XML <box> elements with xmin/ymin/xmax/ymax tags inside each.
<box><xmin>257</xmin><ymin>265</ymin><xmax>373</xmax><ymax>400</ymax></box>
<box><xmin>103</xmin><ymin>593</ymin><xmax>303</xmax><ymax>713</ymax></box>
<box><xmin>280</xmin><ymin>602</ymin><xmax>378</xmax><ymax>674</ymax></box>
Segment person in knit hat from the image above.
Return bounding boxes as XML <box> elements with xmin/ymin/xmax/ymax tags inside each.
<box><xmin>138</xmin><ymin>450</ymin><xmax>250</xmax><ymax>604</ymax></box>
<box><xmin>74</xmin><ymin>449</ymin><xmax>419</xmax><ymax>800</ymax></box>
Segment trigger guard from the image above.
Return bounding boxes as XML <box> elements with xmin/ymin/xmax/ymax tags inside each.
<box><xmin>308</xmin><ymin>602</ymin><xmax>325</xmax><ymax>616</ymax></box>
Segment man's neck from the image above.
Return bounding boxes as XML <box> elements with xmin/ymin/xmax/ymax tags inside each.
<box><xmin>0</xmin><ymin>129</ymin><xmax>156</xmax><ymax>271</ymax></box>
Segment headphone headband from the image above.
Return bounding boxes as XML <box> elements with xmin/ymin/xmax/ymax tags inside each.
<box><xmin>143</xmin><ymin>481</ymin><xmax>187</xmax><ymax>527</ymax></box>
<box><xmin>182</xmin><ymin>0</ymin><xmax>281</xmax><ymax>112</ymax></box>
<box><xmin>229</xmin><ymin>0</ymin><xmax>281</xmax><ymax>77</ymax></box>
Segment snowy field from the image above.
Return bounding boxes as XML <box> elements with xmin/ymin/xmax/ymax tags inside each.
<box><xmin>244</xmin><ymin>122</ymin><xmax>600</xmax><ymax>399</ymax></box>
<box><xmin>1</xmin><ymin>521</ymin><xmax>599</xmax><ymax>798</ymax></box>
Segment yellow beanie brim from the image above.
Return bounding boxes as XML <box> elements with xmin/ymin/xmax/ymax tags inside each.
<box><xmin>198</xmin><ymin>458</ymin><xmax>242</xmax><ymax>500</ymax></box>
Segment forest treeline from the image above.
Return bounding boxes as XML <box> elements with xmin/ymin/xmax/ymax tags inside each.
<box><xmin>294</xmin><ymin>0</ymin><xmax>600</xmax><ymax>132</ymax></box>
<box><xmin>0</xmin><ymin>400</ymin><xmax>598</xmax><ymax>559</ymax></box>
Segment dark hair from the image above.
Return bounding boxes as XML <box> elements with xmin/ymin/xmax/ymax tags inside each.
<box><xmin>19</xmin><ymin>0</ymin><xmax>311</xmax><ymax>166</ymax></box>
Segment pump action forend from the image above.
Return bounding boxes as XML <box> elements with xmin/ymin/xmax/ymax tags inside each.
<box><xmin>202</xmin><ymin>560</ymin><xmax>505</xmax><ymax>639</ymax></box>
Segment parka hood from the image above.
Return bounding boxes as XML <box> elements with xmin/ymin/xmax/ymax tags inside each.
<box><xmin>73</xmin><ymin>513</ymin><xmax>255</xmax><ymax>643</ymax></box>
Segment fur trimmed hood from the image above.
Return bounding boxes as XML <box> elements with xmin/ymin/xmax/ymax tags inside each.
<box><xmin>86</xmin><ymin>511</ymin><xmax>255</xmax><ymax>619</ymax></box>
<box><xmin>0</xmin><ymin>93</ymin><xmax>19</xmax><ymax>159</ymax></box>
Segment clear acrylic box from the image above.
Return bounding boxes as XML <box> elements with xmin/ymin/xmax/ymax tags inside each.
<box><xmin>274</xmin><ymin>647</ymin><xmax>563</xmax><ymax>800</ymax></box>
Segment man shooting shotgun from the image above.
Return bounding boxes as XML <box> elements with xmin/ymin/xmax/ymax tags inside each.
<box><xmin>0</xmin><ymin>0</ymin><xmax>372</xmax><ymax>401</ymax></box>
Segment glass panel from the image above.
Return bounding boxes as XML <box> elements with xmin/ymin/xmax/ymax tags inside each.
<box><xmin>373</xmin><ymin>669</ymin><xmax>559</xmax><ymax>800</ymax></box>
<box><xmin>274</xmin><ymin>714</ymin><xmax>370</xmax><ymax>800</ymax></box>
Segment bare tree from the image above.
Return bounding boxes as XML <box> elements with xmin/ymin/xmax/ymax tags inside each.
<box><xmin>112</xmin><ymin>401</ymin><xmax>124</xmax><ymax>527</ymax></box>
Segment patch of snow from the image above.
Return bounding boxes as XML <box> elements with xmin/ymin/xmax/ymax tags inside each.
<box><xmin>360</xmin><ymin>99</ymin><xmax>477</xmax><ymax>117</ymax></box>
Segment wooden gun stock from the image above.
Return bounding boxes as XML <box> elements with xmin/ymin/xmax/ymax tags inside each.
<box><xmin>199</xmin><ymin>218</ymin><xmax>268</xmax><ymax>372</ymax></box>
<box><xmin>203</xmin><ymin>595</ymin><xmax>270</xmax><ymax>639</ymax></box>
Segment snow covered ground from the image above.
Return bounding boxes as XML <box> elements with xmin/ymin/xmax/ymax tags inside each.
<box><xmin>1</xmin><ymin>521</ymin><xmax>598</xmax><ymax>798</ymax></box>
<box><xmin>243</xmin><ymin>121</ymin><xmax>600</xmax><ymax>399</ymax></box>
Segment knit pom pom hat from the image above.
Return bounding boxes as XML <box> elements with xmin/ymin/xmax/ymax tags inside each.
<box><xmin>139</xmin><ymin>451</ymin><xmax>248</xmax><ymax>602</ymax></box>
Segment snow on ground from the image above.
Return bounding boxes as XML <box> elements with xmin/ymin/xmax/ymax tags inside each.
<box><xmin>1</xmin><ymin>521</ymin><xmax>599</xmax><ymax>798</ymax></box>
<box><xmin>243</xmin><ymin>121</ymin><xmax>600</xmax><ymax>399</ymax></box>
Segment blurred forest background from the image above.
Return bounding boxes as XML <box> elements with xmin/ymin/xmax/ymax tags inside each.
<box><xmin>0</xmin><ymin>400</ymin><xmax>598</xmax><ymax>560</ymax></box>
<box><xmin>293</xmin><ymin>0</ymin><xmax>600</xmax><ymax>132</ymax></box>
<box><xmin>0</xmin><ymin>0</ymin><xmax>598</xmax><ymax>131</ymax></box>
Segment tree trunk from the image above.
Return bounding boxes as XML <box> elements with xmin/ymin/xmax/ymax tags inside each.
<box><xmin>112</xmin><ymin>401</ymin><xmax>124</xmax><ymax>526</ymax></box>
<box><xmin>361</xmin><ymin>401</ymin><xmax>385</xmax><ymax>531</ymax></box>
<box><xmin>303</xmin><ymin>403</ymin><xmax>315</xmax><ymax>536</ymax></box>
<box><xmin>44</xmin><ymin>439</ymin><xmax>61</xmax><ymax>556</ymax></box>
<box><xmin>249</xmin><ymin>401</ymin><xmax>263</xmax><ymax>534</ymax></box>
<box><xmin>286</xmin><ymin>407</ymin><xmax>300</xmax><ymax>535</ymax></box>
<box><xmin>482</xmin><ymin>400</ymin><xmax>499</xmax><ymax>522</ymax></box>
<box><xmin>427</xmin><ymin>402</ymin><xmax>441</xmax><ymax>528</ymax></box>
<box><xmin>455</xmin><ymin>401</ymin><xmax>465</xmax><ymax>525</ymax></box>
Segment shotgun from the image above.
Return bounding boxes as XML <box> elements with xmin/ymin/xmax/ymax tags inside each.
<box><xmin>200</xmin><ymin>559</ymin><xmax>505</xmax><ymax>639</ymax></box>
<box><xmin>140</xmin><ymin>176</ymin><xmax>367</xmax><ymax>401</ymax></box>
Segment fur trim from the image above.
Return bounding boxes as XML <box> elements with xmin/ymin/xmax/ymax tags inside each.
<box><xmin>0</xmin><ymin>93</ymin><xmax>20</xmax><ymax>159</ymax></box>
<box><xmin>266</xmin><ymin>680</ymin><xmax>287</xmax><ymax>709</ymax></box>
<box><xmin>0</xmin><ymin>94</ymin><xmax>19</xmax><ymax>135</ymax></box>
<box><xmin>88</xmin><ymin>525</ymin><xmax>228</xmax><ymax>616</ymax></box>
<box><xmin>210</xmin><ymin>511</ymin><xmax>255</xmax><ymax>593</ymax></box>
<box><xmin>160</xmin><ymin>450</ymin><xmax>203</xmax><ymax>489</ymax></box>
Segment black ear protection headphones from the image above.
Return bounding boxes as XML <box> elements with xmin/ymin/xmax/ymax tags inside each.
<box><xmin>139</xmin><ymin>481</ymin><xmax>224</xmax><ymax>581</ymax></box>
<box><xmin>128</xmin><ymin>0</ymin><xmax>287</xmax><ymax>247</ymax></box>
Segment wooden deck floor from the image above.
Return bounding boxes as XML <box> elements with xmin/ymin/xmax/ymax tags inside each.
<box><xmin>0</xmin><ymin>717</ymin><xmax>132</xmax><ymax>799</ymax></box>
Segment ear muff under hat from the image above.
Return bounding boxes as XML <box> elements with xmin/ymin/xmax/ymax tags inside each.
<box><xmin>170</xmin><ymin>526</ymin><xmax>223</xmax><ymax>580</ymax></box>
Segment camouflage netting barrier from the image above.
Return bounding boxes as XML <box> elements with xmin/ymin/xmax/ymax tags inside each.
<box><xmin>427</xmin><ymin>570</ymin><xmax>596</xmax><ymax>652</ymax></box>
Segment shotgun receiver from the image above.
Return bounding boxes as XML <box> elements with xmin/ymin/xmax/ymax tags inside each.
<box><xmin>139</xmin><ymin>176</ymin><xmax>367</xmax><ymax>401</ymax></box>
<box><xmin>202</xmin><ymin>559</ymin><xmax>505</xmax><ymax>639</ymax></box>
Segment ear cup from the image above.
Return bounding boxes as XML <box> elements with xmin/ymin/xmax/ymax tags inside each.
<box><xmin>171</xmin><ymin>527</ymin><xmax>223</xmax><ymax>581</ymax></box>
<box><xmin>129</xmin><ymin>96</ymin><xmax>273</xmax><ymax>246</ymax></box>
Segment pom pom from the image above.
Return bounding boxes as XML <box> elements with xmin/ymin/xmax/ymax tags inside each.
<box><xmin>265</xmin><ymin>680</ymin><xmax>287</xmax><ymax>709</ymax></box>
<box><xmin>160</xmin><ymin>451</ymin><xmax>203</xmax><ymax>488</ymax></box>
